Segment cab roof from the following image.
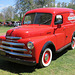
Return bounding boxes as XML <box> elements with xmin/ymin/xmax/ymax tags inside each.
<box><xmin>26</xmin><ymin>8</ymin><xmax>74</xmax><ymax>15</ymax></box>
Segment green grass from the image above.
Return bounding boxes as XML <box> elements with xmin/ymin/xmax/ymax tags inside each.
<box><xmin>0</xmin><ymin>26</ymin><xmax>13</xmax><ymax>33</ymax></box>
<box><xmin>0</xmin><ymin>26</ymin><xmax>75</xmax><ymax>75</ymax></box>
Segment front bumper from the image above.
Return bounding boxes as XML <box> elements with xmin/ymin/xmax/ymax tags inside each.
<box><xmin>0</xmin><ymin>55</ymin><xmax>36</xmax><ymax>66</ymax></box>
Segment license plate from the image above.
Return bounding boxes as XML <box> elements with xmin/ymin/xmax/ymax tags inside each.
<box><xmin>0</xmin><ymin>51</ymin><xmax>6</xmax><ymax>56</ymax></box>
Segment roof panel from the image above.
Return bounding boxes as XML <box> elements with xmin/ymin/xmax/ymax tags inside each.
<box><xmin>26</xmin><ymin>8</ymin><xmax>74</xmax><ymax>15</ymax></box>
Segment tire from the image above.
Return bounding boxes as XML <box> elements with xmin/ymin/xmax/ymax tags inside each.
<box><xmin>70</xmin><ymin>37</ymin><xmax>75</xmax><ymax>50</ymax></box>
<box><xmin>39</xmin><ymin>48</ymin><xmax>52</xmax><ymax>67</ymax></box>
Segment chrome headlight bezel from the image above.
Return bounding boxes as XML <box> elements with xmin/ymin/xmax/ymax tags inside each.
<box><xmin>27</xmin><ymin>41</ymin><xmax>34</xmax><ymax>49</ymax></box>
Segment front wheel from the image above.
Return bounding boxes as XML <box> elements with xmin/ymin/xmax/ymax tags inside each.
<box><xmin>39</xmin><ymin>48</ymin><xmax>52</xmax><ymax>67</ymax></box>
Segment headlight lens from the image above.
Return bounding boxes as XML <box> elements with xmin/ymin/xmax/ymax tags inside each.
<box><xmin>27</xmin><ymin>41</ymin><xmax>34</xmax><ymax>49</ymax></box>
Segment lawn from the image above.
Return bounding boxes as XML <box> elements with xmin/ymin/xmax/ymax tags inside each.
<box><xmin>0</xmin><ymin>26</ymin><xmax>14</xmax><ymax>36</ymax></box>
<box><xmin>0</xmin><ymin>26</ymin><xmax>75</xmax><ymax>75</ymax></box>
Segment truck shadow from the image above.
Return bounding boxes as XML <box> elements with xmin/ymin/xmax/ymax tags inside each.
<box><xmin>0</xmin><ymin>60</ymin><xmax>36</xmax><ymax>74</ymax></box>
<box><xmin>52</xmin><ymin>48</ymin><xmax>71</xmax><ymax>60</ymax></box>
<box><xmin>0</xmin><ymin>48</ymin><xmax>71</xmax><ymax>74</ymax></box>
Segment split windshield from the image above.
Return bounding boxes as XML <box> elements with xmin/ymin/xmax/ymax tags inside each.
<box><xmin>23</xmin><ymin>13</ymin><xmax>52</xmax><ymax>25</ymax></box>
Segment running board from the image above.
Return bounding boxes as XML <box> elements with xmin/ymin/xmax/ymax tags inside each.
<box><xmin>56</xmin><ymin>43</ymin><xmax>71</xmax><ymax>53</ymax></box>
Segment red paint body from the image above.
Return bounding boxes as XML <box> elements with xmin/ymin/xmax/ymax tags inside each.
<box><xmin>0</xmin><ymin>8</ymin><xmax>75</xmax><ymax>64</ymax></box>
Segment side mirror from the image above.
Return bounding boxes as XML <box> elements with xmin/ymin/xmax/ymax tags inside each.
<box><xmin>55</xmin><ymin>20</ymin><xmax>62</xmax><ymax>28</ymax></box>
<box><xmin>55</xmin><ymin>20</ymin><xmax>62</xmax><ymax>25</ymax></box>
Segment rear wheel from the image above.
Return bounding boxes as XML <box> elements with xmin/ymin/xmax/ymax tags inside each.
<box><xmin>39</xmin><ymin>48</ymin><xmax>52</xmax><ymax>67</ymax></box>
<box><xmin>70</xmin><ymin>37</ymin><xmax>75</xmax><ymax>50</ymax></box>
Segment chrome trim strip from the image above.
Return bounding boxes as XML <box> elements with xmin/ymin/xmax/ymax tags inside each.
<box><xmin>2</xmin><ymin>41</ymin><xmax>25</xmax><ymax>47</ymax></box>
<box><xmin>0</xmin><ymin>45</ymin><xmax>27</xmax><ymax>52</ymax></box>
<box><xmin>0</xmin><ymin>49</ymin><xmax>32</xmax><ymax>57</ymax></box>
<box><xmin>6</xmin><ymin>36</ymin><xmax>21</xmax><ymax>40</ymax></box>
<box><xmin>6</xmin><ymin>39</ymin><xmax>18</xmax><ymax>42</ymax></box>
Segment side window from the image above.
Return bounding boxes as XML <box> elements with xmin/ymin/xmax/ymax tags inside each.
<box><xmin>23</xmin><ymin>13</ymin><xmax>36</xmax><ymax>24</ymax></box>
<box><xmin>54</xmin><ymin>15</ymin><xmax>63</xmax><ymax>25</ymax></box>
<box><xmin>24</xmin><ymin>16</ymin><xmax>31</xmax><ymax>24</ymax></box>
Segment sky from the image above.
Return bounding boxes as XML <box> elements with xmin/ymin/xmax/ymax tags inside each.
<box><xmin>0</xmin><ymin>0</ymin><xmax>15</xmax><ymax>12</ymax></box>
<box><xmin>56</xmin><ymin>0</ymin><xmax>70</xmax><ymax>3</ymax></box>
<box><xmin>0</xmin><ymin>0</ymin><xmax>71</xmax><ymax>12</ymax></box>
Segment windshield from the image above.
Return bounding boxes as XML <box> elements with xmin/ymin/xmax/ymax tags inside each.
<box><xmin>23</xmin><ymin>13</ymin><xmax>52</xmax><ymax>25</ymax></box>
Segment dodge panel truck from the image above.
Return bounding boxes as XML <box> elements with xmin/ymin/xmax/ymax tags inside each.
<box><xmin>0</xmin><ymin>8</ymin><xmax>75</xmax><ymax>67</ymax></box>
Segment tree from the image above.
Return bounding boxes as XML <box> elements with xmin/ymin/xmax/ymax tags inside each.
<box><xmin>68</xmin><ymin>0</ymin><xmax>75</xmax><ymax>9</ymax></box>
<box><xmin>71</xmin><ymin>0</ymin><xmax>75</xmax><ymax>4</ymax></box>
<box><xmin>57</xmin><ymin>2</ymin><xmax>61</xmax><ymax>7</ymax></box>
<box><xmin>2</xmin><ymin>6</ymin><xmax>15</xmax><ymax>21</ymax></box>
<box><xmin>61</xmin><ymin>2</ymin><xmax>67</xmax><ymax>7</ymax></box>
<box><xmin>35</xmin><ymin>0</ymin><xmax>55</xmax><ymax>8</ymax></box>
<box><xmin>15</xmin><ymin>0</ymin><xmax>34</xmax><ymax>14</ymax></box>
<box><xmin>15</xmin><ymin>0</ymin><xmax>55</xmax><ymax>13</ymax></box>
<box><xmin>12</xmin><ymin>14</ymin><xmax>19</xmax><ymax>21</ymax></box>
<box><xmin>0</xmin><ymin>13</ymin><xmax>4</xmax><ymax>22</ymax></box>
<box><xmin>35</xmin><ymin>0</ymin><xmax>48</xmax><ymax>7</ymax></box>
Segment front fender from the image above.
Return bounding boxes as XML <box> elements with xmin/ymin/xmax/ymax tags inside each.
<box><xmin>20</xmin><ymin>35</ymin><xmax>56</xmax><ymax>63</ymax></box>
<box><xmin>0</xmin><ymin>35</ymin><xmax>6</xmax><ymax>40</ymax></box>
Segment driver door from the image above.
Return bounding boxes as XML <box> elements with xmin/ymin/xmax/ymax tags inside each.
<box><xmin>53</xmin><ymin>15</ymin><xmax>66</xmax><ymax>50</ymax></box>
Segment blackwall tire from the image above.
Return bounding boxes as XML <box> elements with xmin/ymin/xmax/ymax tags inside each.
<box><xmin>39</xmin><ymin>48</ymin><xmax>52</xmax><ymax>67</ymax></box>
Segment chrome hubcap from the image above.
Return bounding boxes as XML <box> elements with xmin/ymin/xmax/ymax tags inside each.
<box><xmin>45</xmin><ymin>54</ymin><xmax>48</xmax><ymax>61</ymax></box>
<box><xmin>42</xmin><ymin>48</ymin><xmax>52</xmax><ymax>66</ymax></box>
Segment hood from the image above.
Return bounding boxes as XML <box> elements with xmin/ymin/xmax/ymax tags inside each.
<box><xmin>6</xmin><ymin>25</ymin><xmax>54</xmax><ymax>39</ymax></box>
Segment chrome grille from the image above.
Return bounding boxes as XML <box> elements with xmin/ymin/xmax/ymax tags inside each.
<box><xmin>0</xmin><ymin>36</ymin><xmax>32</xmax><ymax>58</ymax></box>
<box><xmin>2</xmin><ymin>41</ymin><xmax>25</xmax><ymax>47</ymax></box>
<box><xmin>5</xmin><ymin>36</ymin><xmax>22</xmax><ymax>40</ymax></box>
<box><xmin>0</xmin><ymin>49</ymin><xmax>32</xmax><ymax>57</ymax></box>
<box><xmin>0</xmin><ymin>45</ymin><xmax>27</xmax><ymax>52</ymax></box>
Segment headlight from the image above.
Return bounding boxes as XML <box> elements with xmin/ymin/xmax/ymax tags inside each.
<box><xmin>27</xmin><ymin>41</ymin><xmax>34</xmax><ymax>49</ymax></box>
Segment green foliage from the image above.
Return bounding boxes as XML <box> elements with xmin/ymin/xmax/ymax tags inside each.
<box><xmin>57</xmin><ymin>2</ymin><xmax>61</xmax><ymax>7</ymax></box>
<box><xmin>15</xmin><ymin>0</ymin><xmax>34</xmax><ymax>13</ymax></box>
<box><xmin>68</xmin><ymin>3</ymin><xmax>75</xmax><ymax>9</ymax></box>
<box><xmin>12</xmin><ymin>15</ymin><xmax>19</xmax><ymax>21</ymax></box>
<box><xmin>35</xmin><ymin>0</ymin><xmax>49</xmax><ymax>7</ymax></box>
<box><xmin>0</xmin><ymin>13</ymin><xmax>4</xmax><ymax>22</ymax></box>
<box><xmin>2</xmin><ymin>6</ymin><xmax>15</xmax><ymax>21</ymax></box>
<box><xmin>15</xmin><ymin>0</ymin><xmax>55</xmax><ymax>13</ymax></box>
<box><xmin>56</xmin><ymin>0</ymin><xmax>75</xmax><ymax>9</ymax></box>
<box><xmin>61</xmin><ymin>2</ymin><xmax>67</xmax><ymax>7</ymax></box>
<box><xmin>0</xmin><ymin>19</ymin><xmax>4</xmax><ymax>22</ymax></box>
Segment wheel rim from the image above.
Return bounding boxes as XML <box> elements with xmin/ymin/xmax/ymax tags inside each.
<box><xmin>43</xmin><ymin>51</ymin><xmax>50</xmax><ymax>64</ymax></box>
<box><xmin>42</xmin><ymin>48</ymin><xmax>52</xmax><ymax>67</ymax></box>
<box><xmin>72</xmin><ymin>38</ymin><xmax>75</xmax><ymax>49</ymax></box>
